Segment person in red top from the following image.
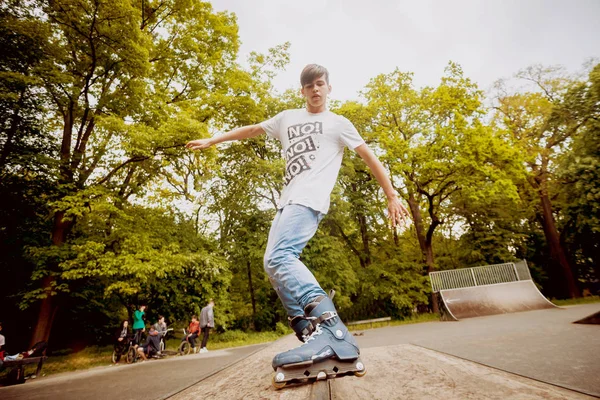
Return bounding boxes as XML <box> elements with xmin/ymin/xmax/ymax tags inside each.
<box><xmin>185</xmin><ymin>315</ymin><xmax>200</xmax><ymax>353</ymax></box>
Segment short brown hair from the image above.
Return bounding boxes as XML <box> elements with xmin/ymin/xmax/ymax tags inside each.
<box><xmin>301</xmin><ymin>64</ymin><xmax>329</xmax><ymax>87</ymax></box>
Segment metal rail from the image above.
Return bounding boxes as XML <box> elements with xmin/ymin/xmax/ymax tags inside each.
<box><xmin>429</xmin><ymin>260</ymin><xmax>531</xmax><ymax>293</ymax></box>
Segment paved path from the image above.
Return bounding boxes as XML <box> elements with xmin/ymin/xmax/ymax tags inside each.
<box><xmin>353</xmin><ymin>303</ymin><xmax>600</xmax><ymax>397</ymax></box>
<box><xmin>0</xmin><ymin>343</ymin><xmax>267</xmax><ymax>400</ymax></box>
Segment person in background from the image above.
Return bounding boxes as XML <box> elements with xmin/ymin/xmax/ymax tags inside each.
<box><xmin>0</xmin><ymin>322</ymin><xmax>5</xmax><ymax>366</ymax></box>
<box><xmin>136</xmin><ymin>325</ymin><xmax>160</xmax><ymax>361</ymax></box>
<box><xmin>199</xmin><ymin>300</ymin><xmax>215</xmax><ymax>353</ymax></box>
<box><xmin>132</xmin><ymin>305</ymin><xmax>146</xmax><ymax>345</ymax></box>
<box><xmin>113</xmin><ymin>320</ymin><xmax>130</xmax><ymax>363</ymax></box>
<box><xmin>154</xmin><ymin>315</ymin><xmax>167</xmax><ymax>337</ymax></box>
<box><xmin>185</xmin><ymin>315</ymin><xmax>200</xmax><ymax>353</ymax></box>
<box><xmin>153</xmin><ymin>315</ymin><xmax>167</xmax><ymax>353</ymax></box>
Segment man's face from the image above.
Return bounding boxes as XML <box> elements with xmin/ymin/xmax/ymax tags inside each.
<box><xmin>301</xmin><ymin>75</ymin><xmax>331</xmax><ymax>109</ymax></box>
<box><xmin>159</xmin><ymin>317</ymin><xmax>164</xmax><ymax>323</ymax></box>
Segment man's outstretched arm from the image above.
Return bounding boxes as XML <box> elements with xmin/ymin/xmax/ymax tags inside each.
<box><xmin>186</xmin><ymin>124</ymin><xmax>265</xmax><ymax>150</ymax></box>
<box><xmin>354</xmin><ymin>144</ymin><xmax>410</xmax><ymax>227</ymax></box>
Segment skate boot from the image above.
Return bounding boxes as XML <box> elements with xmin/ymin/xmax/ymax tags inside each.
<box><xmin>289</xmin><ymin>290</ymin><xmax>335</xmax><ymax>343</ymax></box>
<box><xmin>272</xmin><ymin>296</ymin><xmax>366</xmax><ymax>389</ymax></box>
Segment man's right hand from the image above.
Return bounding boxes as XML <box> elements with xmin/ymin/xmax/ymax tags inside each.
<box><xmin>186</xmin><ymin>138</ymin><xmax>214</xmax><ymax>151</ymax></box>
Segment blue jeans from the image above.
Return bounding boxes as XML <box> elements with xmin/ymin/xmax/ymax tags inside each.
<box><xmin>264</xmin><ymin>204</ymin><xmax>327</xmax><ymax>317</ymax></box>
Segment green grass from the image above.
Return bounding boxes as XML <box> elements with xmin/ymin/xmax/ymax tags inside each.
<box><xmin>0</xmin><ymin>314</ymin><xmax>439</xmax><ymax>382</ymax></box>
<box><xmin>347</xmin><ymin>312</ymin><xmax>440</xmax><ymax>331</ymax></box>
<box><xmin>164</xmin><ymin>329</ymin><xmax>285</xmax><ymax>352</ymax></box>
<box><xmin>551</xmin><ymin>295</ymin><xmax>600</xmax><ymax>306</ymax></box>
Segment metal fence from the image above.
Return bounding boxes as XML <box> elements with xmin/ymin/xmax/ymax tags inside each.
<box><xmin>429</xmin><ymin>260</ymin><xmax>531</xmax><ymax>293</ymax></box>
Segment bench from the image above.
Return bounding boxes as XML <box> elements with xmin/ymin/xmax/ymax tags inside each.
<box><xmin>3</xmin><ymin>356</ymin><xmax>48</xmax><ymax>384</ymax></box>
<box><xmin>347</xmin><ymin>316</ymin><xmax>391</xmax><ymax>328</ymax></box>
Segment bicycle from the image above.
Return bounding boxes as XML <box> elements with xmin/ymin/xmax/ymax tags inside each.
<box><xmin>111</xmin><ymin>336</ymin><xmax>138</xmax><ymax>364</ymax></box>
<box><xmin>158</xmin><ymin>328</ymin><xmax>173</xmax><ymax>353</ymax></box>
<box><xmin>178</xmin><ymin>329</ymin><xmax>198</xmax><ymax>355</ymax></box>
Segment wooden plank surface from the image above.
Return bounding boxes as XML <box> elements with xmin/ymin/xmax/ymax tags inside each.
<box><xmin>170</xmin><ymin>335</ymin><xmax>313</xmax><ymax>400</ymax></box>
<box><xmin>170</xmin><ymin>336</ymin><xmax>594</xmax><ymax>400</ymax></box>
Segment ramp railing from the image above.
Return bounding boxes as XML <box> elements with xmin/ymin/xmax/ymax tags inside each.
<box><xmin>429</xmin><ymin>260</ymin><xmax>531</xmax><ymax>293</ymax></box>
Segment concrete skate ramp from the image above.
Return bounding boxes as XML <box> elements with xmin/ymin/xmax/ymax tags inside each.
<box><xmin>439</xmin><ymin>280</ymin><xmax>557</xmax><ymax>320</ymax></box>
<box><xmin>574</xmin><ymin>310</ymin><xmax>600</xmax><ymax>324</ymax></box>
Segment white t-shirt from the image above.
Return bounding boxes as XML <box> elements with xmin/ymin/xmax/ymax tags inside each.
<box><xmin>260</xmin><ymin>108</ymin><xmax>365</xmax><ymax>214</ymax></box>
<box><xmin>0</xmin><ymin>333</ymin><xmax>5</xmax><ymax>347</ymax></box>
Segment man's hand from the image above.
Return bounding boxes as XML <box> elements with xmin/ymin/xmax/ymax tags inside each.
<box><xmin>387</xmin><ymin>195</ymin><xmax>410</xmax><ymax>228</ymax></box>
<box><xmin>186</xmin><ymin>138</ymin><xmax>214</xmax><ymax>151</ymax></box>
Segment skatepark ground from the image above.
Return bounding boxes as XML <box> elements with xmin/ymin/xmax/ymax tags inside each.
<box><xmin>1</xmin><ymin>303</ymin><xmax>598</xmax><ymax>399</ymax></box>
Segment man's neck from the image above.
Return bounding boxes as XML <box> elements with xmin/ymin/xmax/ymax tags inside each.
<box><xmin>306</xmin><ymin>103</ymin><xmax>326</xmax><ymax>114</ymax></box>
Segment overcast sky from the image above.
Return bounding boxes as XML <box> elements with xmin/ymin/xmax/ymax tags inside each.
<box><xmin>210</xmin><ymin>0</ymin><xmax>600</xmax><ymax>101</ymax></box>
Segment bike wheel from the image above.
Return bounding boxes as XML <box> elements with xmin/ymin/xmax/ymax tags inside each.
<box><xmin>178</xmin><ymin>341</ymin><xmax>191</xmax><ymax>355</ymax></box>
<box><xmin>111</xmin><ymin>350</ymin><xmax>118</xmax><ymax>364</ymax></box>
<box><xmin>126</xmin><ymin>346</ymin><xmax>137</xmax><ymax>363</ymax></box>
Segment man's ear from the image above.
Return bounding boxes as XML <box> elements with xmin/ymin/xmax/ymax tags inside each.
<box><xmin>328</xmin><ymin>84</ymin><xmax>332</xmax><ymax>93</ymax></box>
<box><xmin>300</xmin><ymin>87</ymin><xmax>306</xmax><ymax>97</ymax></box>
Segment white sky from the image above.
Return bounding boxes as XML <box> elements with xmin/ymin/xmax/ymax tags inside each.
<box><xmin>210</xmin><ymin>0</ymin><xmax>600</xmax><ymax>101</ymax></box>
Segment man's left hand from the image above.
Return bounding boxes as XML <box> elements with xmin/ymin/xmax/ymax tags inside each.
<box><xmin>388</xmin><ymin>196</ymin><xmax>410</xmax><ymax>228</ymax></box>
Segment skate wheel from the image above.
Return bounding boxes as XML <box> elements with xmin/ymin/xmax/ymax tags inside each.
<box><xmin>354</xmin><ymin>361</ymin><xmax>366</xmax><ymax>377</ymax></box>
<box><xmin>272</xmin><ymin>375</ymin><xmax>286</xmax><ymax>390</ymax></box>
<box><xmin>316</xmin><ymin>371</ymin><xmax>327</xmax><ymax>380</ymax></box>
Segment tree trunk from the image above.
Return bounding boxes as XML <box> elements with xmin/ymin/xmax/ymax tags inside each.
<box><xmin>246</xmin><ymin>260</ymin><xmax>256</xmax><ymax>330</ymax></box>
<box><xmin>407</xmin><ymin>191</ymin><xmax>427</xmax><ymax>260</ymax></box>
<box><xmin>407</xmin><ymin>191</ymin><xmax>439</xmax><ymax>313</ymax></box>
<box><xmin>357</xmin><ymin>213</ymin><xmax>371</xmax><ymax>267</ymax></box>
<box><xmin>538</xmin><ymin>191</ymin><xmax>581</xmax><ymax>298</ymax></box>
<box><xmin>29</xmin><ymin>211</ymin><xmax>72</xmax><ymax>346</ymax></box>
<box><xmin>29</xmin><ymin>275</ymin><xmax>59</xmax><ymax>347</ymax></box>
<box><xmin>424</xmin><ymin>239</ymin><xmax>439</xmax><ymax>313</ymax></box>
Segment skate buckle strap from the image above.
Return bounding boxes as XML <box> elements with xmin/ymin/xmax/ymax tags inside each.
<box><xmin>316</xmin><ymin>311</ymin><xmax>338</xmax><ymax>324</ymax></box>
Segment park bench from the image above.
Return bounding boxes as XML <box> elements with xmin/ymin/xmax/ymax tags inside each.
<box><xmin>3</xmin><ymin>356</ymin><xmax>48</xmax><ymax>385</ymax></box>
<box><xmin>347</xmin><ymin>316</ymin><xmax>391</xmax><ymax>329</ymax></box>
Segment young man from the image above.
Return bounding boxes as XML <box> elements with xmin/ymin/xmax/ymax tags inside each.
<box><xmin>137</xmin><ymin>325</ymin><xmax>161</xmax><ymax>361</ymax></box>
<box><xmin>183</xmin><ymin>315</ymin><xmax>200</xmax><ymax>353</ymax></box>
<box><xmin>153</xmin><ymin>315</ymin><xmax>168</xmax><ymax>353</ymax></box>
<box><xmin>187</xmin><ymin>64</ymin><xmax>409</xmax><ymax>385</ymax></box>
<box><xmin>153</xmin><ymin>315</ymin><xmax>167</xmax><ymax>337</ymax></box>
<box><xmin>199</xmin><ymin>300</ymin><xmax>214</xmax><ymax>353</ymax></box>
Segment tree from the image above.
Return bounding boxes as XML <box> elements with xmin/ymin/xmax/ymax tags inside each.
<box><xmin>557</xmin><ymin>63</ymin><xmax>600</xmax><ymax>291</ymax></box>
<box><xmin>21</xmin><ymin>0</ymin><xmax>241</xmax><ymax>345</ymax></box>
<box><xmin>493</xmin><ymin>65</ymin><xmax>587</xmax><ymax>298</ymax></box>
<box><xmin>363</xmin><ymin>63</ymin><xmax>521</xmax><ymax>281</ymax></box>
